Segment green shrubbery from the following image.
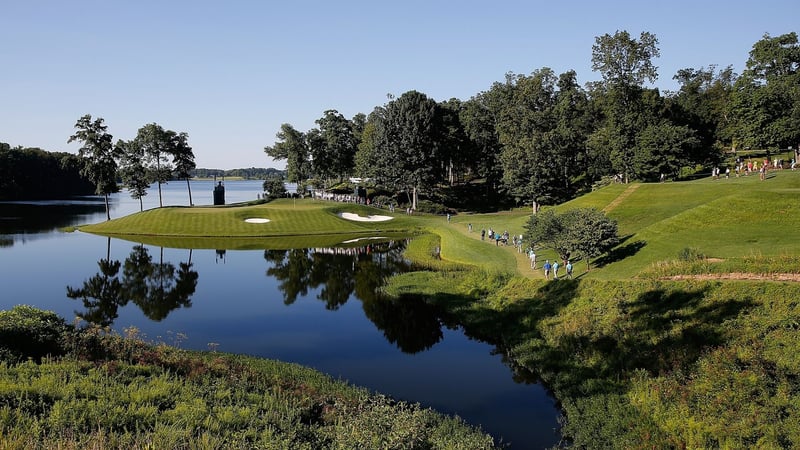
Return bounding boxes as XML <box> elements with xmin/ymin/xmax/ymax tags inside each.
<box><xmin>0</xmin><ymin>306</ymin><xmax>499</xmax><ymax>449</ymax></box>
<box><xmin>0</xmin><ymin>306</ymin><xmax>69</xmax><ymax>363</ymax></box>
<box><xmin>420</xmin><ymin>274</ymin><xmax>800</xmax><ymax>448</ymax></box>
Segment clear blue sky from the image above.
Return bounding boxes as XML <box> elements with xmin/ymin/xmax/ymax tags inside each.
<box><xmin>1</xmin><ymin>0</ymin><xmax>797</xmax><ymax>169</ymax></box>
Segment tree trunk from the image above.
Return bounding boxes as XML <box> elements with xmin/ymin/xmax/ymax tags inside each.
<box><xmin>186</xmin><ymin>177</ymin><xmax>193</xmax><ymax>206</ymax></box>
<box><xmin>139</xmin><ymin>197</ymin><xmax>143</xmax><ymax>212</ymax></box>
<box><xmin>412</xmin><ymin>185</ymin><xmax>418</xmax><ymax>211</ymax></box>
<box><xmin>104</xmin><ymin>194</ymin><xmax>111</xmax><ymax>221</ymax></box>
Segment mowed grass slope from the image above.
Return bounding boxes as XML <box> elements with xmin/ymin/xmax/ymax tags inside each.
<box><xmin>559</xmin><ymin>170</ymin><xmax>800</xmax><ymax>279</ymax></box>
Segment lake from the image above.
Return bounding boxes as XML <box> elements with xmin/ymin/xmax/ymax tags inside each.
<box><xmin>0</xmin><ymin>179</ymin><xmax>561</xmax><ymax>448</ymax></box>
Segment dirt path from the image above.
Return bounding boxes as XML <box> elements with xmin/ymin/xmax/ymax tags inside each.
<box><xmin>603</xmin><ymin>184</ymin><xmax>640</xmax><ymax>213</ymax></box>
<box><xmin>661</xmin><ymin>273</ymin><xmax>800</xmax><ymax>282</ymax></box>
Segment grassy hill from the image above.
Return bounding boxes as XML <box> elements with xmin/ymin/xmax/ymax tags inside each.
<box><xmin>561</xmin><ymin>171</ymin><xmax>800</xmax><ymax>279</ymax></box>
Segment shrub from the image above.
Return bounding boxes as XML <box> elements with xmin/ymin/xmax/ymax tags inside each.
<box><xmin>0</xmin><ymin>306</ymin><xmax>69</xmax><ymax>363</ymax></box>
<box><xmin>678</xmin><ymin>247</ymin><xmax>705</xmax><ymax>261</ymax></box>
<box><xmin>415</xmin><ymin>200</ymin><xmax>448</xmax><ymax>215</ymax></box>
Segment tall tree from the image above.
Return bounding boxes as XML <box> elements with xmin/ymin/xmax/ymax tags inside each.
<box><xmin>460</xmin><ymin>95</ymin><xmax>504</xmax><ymax>193</ymax></box>
<box><xmin>728</xmin><ymin>32</ymin><xmax>800</xmax><ymax>150</ymax></box>
<box><xmin>669</xmin><ymin>65</ymin><xmax>737</xmax><ymax>152</ymax></box>
<box><xmin>493</xmin><ymin>69</ymin><xmax>561</xmax><ymax>210</ymax></box>
<box><xmin>312</xmin><ymin>110</ymin><xmax>358</xmax><ymax>185</ymax></box>
<box><xmin>589</xmin><ymin>30</ymin><xmax>661</xmax><ymax>183</ymax></box>
<box><xmin>115</xmin><ymin>139</ymin><xmax>150</xmax><ymax>211</ymax></box>
<box><xmin>354</xmin><ymin>108</ymin><xmax>383</xmax><ymax>181</ymax></box>
<box><xmin>170</xmin><ymin>131</ymin><xmax>196</xmax><ymax>206</ymax></box>
<box><xmin>67</xmin><ymin>114</ymin><xmax>118</xmax><ymax>220</ymax></box>
<box><xmin>264</xmin><ymin>124</ymin><xmax>310</xmax><ymax>183</ymax></box>
<box><xmin>372</xmin><ymin>91</ymin><xmax>442</xmax><ymax>209</ymax></box>
<box><xmin>133</xmin><ymin>123</ymin><xmax>173</xmax><ymax>207</ymax></box>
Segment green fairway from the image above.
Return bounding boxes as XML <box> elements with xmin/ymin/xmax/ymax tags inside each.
<box><xmin>561</xmin><ymin>170</ymin><xmax>800</xmax><ymax>279</ymax></box>
<box><xmin>80</xmin><ymin>199</ymin><xmax>418</xmax><ymax>239</ymax></box>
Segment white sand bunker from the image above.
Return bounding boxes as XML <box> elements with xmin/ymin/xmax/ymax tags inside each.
<box><xmin>244</xmin><ymin>218</ymin><xmax>271</xmax><ymax>223</ymax></box>
<box><xmin>341</xmin><ymin>237</ymin><xmax>385</xmax><ymax>244</ymax></box>
<box><xmin>338</xmin><ymin>212</ymin><xmax>393</xmax><ymax>222</ymax></box>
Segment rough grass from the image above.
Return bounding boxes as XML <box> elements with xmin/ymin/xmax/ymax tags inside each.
<box><xmin>0</xmin><ymin>308</ymin><xmax>499</xmax><ymax>450</ymax></box>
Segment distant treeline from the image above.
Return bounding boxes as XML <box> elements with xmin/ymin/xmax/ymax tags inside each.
<box><xmin>0</xmin><ymin>143</ymin><xmax>96</xmax><ymax>200</ymax></box>
<box><xmin>192</xmin><ymin>167</ymin><xmax>285</xmax><ymax>179</ymax></box>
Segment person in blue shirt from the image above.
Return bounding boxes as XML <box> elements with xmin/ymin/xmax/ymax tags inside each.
<box><xmin>543</xmin><ymin>260</ymin><xmax>551</xmax><ymax>280</ymax></box>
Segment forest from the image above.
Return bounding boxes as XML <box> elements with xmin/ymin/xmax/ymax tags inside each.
<box><xmin>266</xmin><ymin>31</ymin><xmax>800</xmax><ymax>210</ymax></box>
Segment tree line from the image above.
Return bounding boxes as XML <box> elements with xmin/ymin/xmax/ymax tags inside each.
<box><xmin>265</xmin><ymin>31</ymin><xmax>800</xmax><ymax>210</ymax></box>
<box><xmin>192</xmin><ymin>167</ymin><xmax>284</xmax><ymax>179</ymax></box>
<box><xmin>66</xmin><ymin>115</ymin><xmax>197</xmax><ymax>220</ymax></box>
<box><xmin>0</xmin><ymin>143</ymin><xmax>95</xmax><ymax>200</ymax></box>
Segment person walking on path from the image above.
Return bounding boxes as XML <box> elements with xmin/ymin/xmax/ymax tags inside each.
<box><xmin>552</xmin><ymin>260</ymin><xmax>560</xmax><ymax>279</ymax></box>
<box><xmin>529</xmin><ymin>249</ymin><xmax>536</xmax><ymax>269</ymax></box>
<box><xmin>566</xmin><ymin>260</ymin><xmax>573</xmax><ymax>279</ymax></box>
<box><xmin>543</xmin><ymin>260</ymin><xmax>551</xmax><ymax>280</ymax></box>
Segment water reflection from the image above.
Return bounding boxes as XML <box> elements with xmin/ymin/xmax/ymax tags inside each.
<box><xmin>68</xmin><ymin>239</ymin><xmax>453</xmax><ymax>355</ymax></box>
<box><xmin>0</xmin><ymin>200</ymin><xmax>107</xmax><ymax>242</ymax></box>
<box><xmin>264</xmin><ymin>240</ymin><xmax>410</xmax><ymax>309</ymax></box>
<box><xmin>67</xmin><ymin>242</ymin><xmax>198</xmax><ymax>324</ymax></box>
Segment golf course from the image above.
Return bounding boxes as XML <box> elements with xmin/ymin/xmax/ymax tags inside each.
<box><xmin>4</xmin><ymin>170</ymin><xmax>800</xmax><ymax>448</ymax></box>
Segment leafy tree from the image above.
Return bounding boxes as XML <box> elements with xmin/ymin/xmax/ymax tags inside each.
<box><xmin>561</xmin><ymin>208</ymin><xmax>619</xmax><ymax>271</ymax></box>
<box><xmin>459</xmin><ymin>95</ymin><xmax>504</xmax><ymax>193</ymax></box>
<box><xmin>493</xmin><ymin>69</ymin><xmax>561</xmax><ymax>210</ymax></box>
<box><xmin>728</xmin><ymin>32</ymin><xmax>800</xmax><ymax>150</ymax></box>
<box><xmin>132</xmin><ymin>123</ymin><xmax>173</xmax><ymax>207</ymax></box>
<box><xmin>632</xmin><ymin>122</ymin><xmax>700</xmax><ymax>180</ymax></box>
<box><xmin>354</xmin><ymin>108</ymin><xmax>383</xmax><ymax>180</ymax></box>
<box><xmin>115</xmin><ymin>139</ymin><xmax>150</xmax><ymax>211</ymax></box>
<box><xmin>0</xmin><ymin>143</ymin><xmax>94</xmax><ymax>200</ymax></box>
<box><xmin>313</xmin><ymin>109</ymin><xmax>358</xmax><ymax>184</ymax></box>
<box><xmin>590</xmin><ymin>30</ymin><xmax>661</xmax><ymax>183</ymax></box>
<box><xmin>170</xmin><ymin>131</ymin><xmax>196</xmax><ymax>206</ymax></box>
<box><xmin>591</xmin><ymin>30</ymin><xmax>660</xmax><ymax>87</ymax></box>
<box><xmin>437</xmin><ymin>98</ymin><xmax>472</xmax><ymax>185</ymax></box>
<box><xmin>265</xmin><ymin>123</ymin><xmax>311</xmax><ymax>183</ymax></box>
<box><xmin>372</xmin><ymin>90</ymin><xmax>442</xmax><ymax>209</ymax></box>
<box><xmin>67</xmin><ymin>114</ymin><xmax>118</xmax><ymax>220</ymax></box>
<box><xmin>669</xmin><ymin>65</ymin><xmax>737</xmax><ymax>152</ymax></box>
<box><xmin>262</xmin><ymin>175</ymin><xmax>287</xmax><ymax>199</ymax></box>
<box><xmin>552</xmin><ymin>70</ymin><xmax>595</xmax><ymax>194</ymax></box>
<box><xmin>524</xmin><ymin>207</ymin><xmax>618</xmax><ymax>271</ymax></box>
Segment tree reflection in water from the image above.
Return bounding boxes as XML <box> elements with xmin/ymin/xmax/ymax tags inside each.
<box><xmin>69</xmin><ymin>239</ymin><xmax>450</xmax><ymax>355</ymax></box>
<box><xmin>265</xmin><ymin>240</ymin><xmax>447</xmax><ymax>354</ymax></box>
<box><xmin>67</xmin><ymin>243</ymin><xmax>198</xmax><ymax>324</ymax></box>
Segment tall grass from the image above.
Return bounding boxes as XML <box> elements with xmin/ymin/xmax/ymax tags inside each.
<box><xmin>0</xmin><ymin>306</ymin><xmax>499</xmax><ymax>449</ymax></box>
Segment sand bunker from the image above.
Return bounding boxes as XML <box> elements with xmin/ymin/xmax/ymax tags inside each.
<box><xmin>341</xmin><ymin>237</ymin><xmax>385</xmax><ymax>244</ymax></box>
<box><xmin>338</xmin><ymin>212</ymin><xmax>393</xmax><ymax>222</ymax></box>
<box><xmin>244</xmin><ymin>218</ymin><xmax>271</xmax><ymax>223</ymax></box>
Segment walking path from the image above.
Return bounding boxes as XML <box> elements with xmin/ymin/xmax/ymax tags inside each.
<box><xmin>603</xmin><ymin>183</ymin><xmax>640</xmax><ymax>213</ymax></box>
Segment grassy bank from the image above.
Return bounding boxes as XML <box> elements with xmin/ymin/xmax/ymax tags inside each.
<box><xmin>0</xmin><ymin>306</ymin><xmax>498</xmax><ymax>449</ymax></box>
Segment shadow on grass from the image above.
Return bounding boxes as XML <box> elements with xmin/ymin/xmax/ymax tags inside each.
<box><xmin>421</xmin><ymin>277</ymin><xmax>756</xmax><ymax>400</ymax></box>
<box><xmin>593</xmin><ymin>238</ymin><xmax>646</xmax><ymax>268</ymax></box>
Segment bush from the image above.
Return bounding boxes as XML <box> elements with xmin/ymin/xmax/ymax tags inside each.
<box><xmin>415</xmin><ymin>200</ymin><xmax>449</xmax><ymax>215</ymax></box>
<box><xmin>678</xmin><ymin>247</ymin><xmax>705</xmax><ymax>261</ymax></box>
<box><xmin>0</xmin><ymin>306</ymin><xmax>69</xmax><ymax>363</ymax></box>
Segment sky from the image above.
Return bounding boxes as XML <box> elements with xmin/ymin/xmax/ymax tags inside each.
<box><xmin>1</xmin><ymin>0</ymin><xmax>797</xmax><ymax>170</ymax></box>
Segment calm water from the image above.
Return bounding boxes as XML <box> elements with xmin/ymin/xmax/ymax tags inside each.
<box><xmin>0</xmin><ymin>180</ymin><xmax>560</xmax><ymax>448</ymax></box>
